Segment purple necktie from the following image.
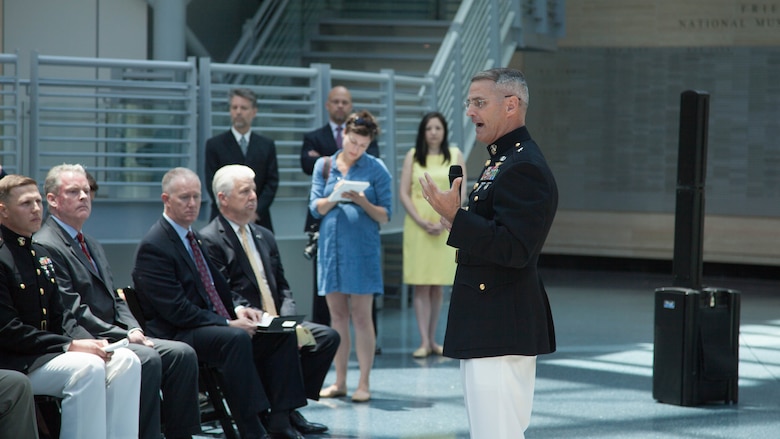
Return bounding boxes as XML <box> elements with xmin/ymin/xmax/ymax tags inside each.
<box><xmin>335</xmin><ymin>126</ymin><xmax>343</xmax><ymax>149</ymax></box>
<box><xmin>186</xmin><ymin>231</ymin><xmax>231</xmax><ymax>318</ymax></box>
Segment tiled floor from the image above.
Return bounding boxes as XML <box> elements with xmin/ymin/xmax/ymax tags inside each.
<box><xmin>196</xmin><ymin>268</ymin><xmax>780</xmax><ymax>438</ymax></box>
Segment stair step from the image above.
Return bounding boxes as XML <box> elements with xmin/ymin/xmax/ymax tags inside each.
<box><xmin>310</xmin><ymin>40</ymin><xmax>440</xmax><ymax>56</ymax></box>
<box><xmin>304</xmin><ymin>50</ymin><xmax>435</xmax><ymax>61</ymax></box>
<box><xmin>317</xmin><ymin>19</ymin><xmax>449</xmax><ymax>39</ymax></box>
<box><xmin>302</xmin><ymin>53</ymin><xmax>434</xmax><ymax>76</ymax></box>
<box><xmin>304</xmin><ymin>16</ymin><xmax>449</xmax><ymax>76</ymax></box>
<box><xmin>339</xmin><ymin>1</ymin><xmax>444</xmax><ymax>19</ymax></box>
<box><xmin>311</xmin><ymin>34</ymin><xmax>443</xmax><ymax>45</ymax></box>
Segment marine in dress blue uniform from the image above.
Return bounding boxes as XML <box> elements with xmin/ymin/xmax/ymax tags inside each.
<box><xmin>420</xmin><ymin>68</ymin><xmax>558</xmax><ymax>439</ymax></box>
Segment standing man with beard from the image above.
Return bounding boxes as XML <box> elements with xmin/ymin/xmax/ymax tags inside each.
<box><xmin>420</xmin><ymin>68</ymin><xmax>558</xmax><ymax>438</ymax></box>
<box><xmin>206</xmin><ymin>88</ymin><xmax>279</xmax><ymax>231</ymax></box>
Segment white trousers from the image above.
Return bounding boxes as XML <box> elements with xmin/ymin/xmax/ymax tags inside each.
<box><xmin>28</xmin><ymin>348</ymin><xmax>141</xmax><ymax>439</ymax></box>
<box><xmin>461</xmin><ymin>355</ymin><xmax>537</xmax><ymax>439</ymax></box>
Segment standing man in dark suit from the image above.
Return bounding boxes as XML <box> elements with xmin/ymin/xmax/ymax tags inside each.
<box><xmin>35</xmin><ymin>164</ymin><xmax>201</xmax><ymax>439</ymax></box>
<box><xmin>133</xmin><ymin>167</ymin><xmax>307</xmax><ymax>439</ymax></box>
<box><xmin>200</xmin><ymin>164</ymin><xmax>339</xmax><ymax>435</ymax></box>
<box><xmin>205</xmin><ymin>88</ymin><xmax>279</xmax><ymax>231</ymax></box>
<box><xmin>0</xmin><ymin>174</ymin><xmax>141</xmax><ymax>439</ymax></box>
<box><xmin>300</xmin><ymin>85</ymin><xmax>380</xmax><ymax>325</ymax></box>
<box><xmin>300</xmin><ymin>85</ymin><xmax>380</xmax><ymax>176</ymax></box>
<box><xmin>420</xmin><ymin>68</ymin><xmax>558</xmax><ymax>439</ymax></box>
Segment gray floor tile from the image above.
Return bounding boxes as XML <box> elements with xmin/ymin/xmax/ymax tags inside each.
<box><xmin>197</xmin><ymin>268</ymin><xmax>780</xmax><ymax>438</ymax></box>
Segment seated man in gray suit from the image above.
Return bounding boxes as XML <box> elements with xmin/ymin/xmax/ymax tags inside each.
<box><xmin>200</xmin><ymin>164</ymin><xmax>339</xmax><ymax>435</ymax></box>
<box><xmin>34</xmin><ymin>164</ymin><xmax>201</xmax><ymax>439</ymax></box>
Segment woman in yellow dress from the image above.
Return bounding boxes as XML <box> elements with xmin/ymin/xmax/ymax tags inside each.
<box><xmin>400</xmin><ymin>112</ymin><xmax>466</xmax><ymax>358</ymax></box>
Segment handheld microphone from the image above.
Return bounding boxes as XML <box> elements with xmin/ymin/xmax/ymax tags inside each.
<box><xmin>448</xmin><ymin>165</ymin><xmax>463</xmax><ymax>188</ymax></box>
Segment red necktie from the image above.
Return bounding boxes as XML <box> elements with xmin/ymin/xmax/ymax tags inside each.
<box><xmin>76</xmin><ymin>232</ymin><xmax>92</xmax><ymax>263</ymax></box>
<box><xmin>336</xmin><ymin>126</ymin><xmax>343</xmax><ymax>149</ymax></box>
<box><xmin>186</xmin><ymin>231</ymin><xmax>231</xmax><ymax>318</ymax></box>
<box><xmin>77</xmin><ymin>232</ymin><xmax>99</xmax><ymax>273</ymax></box>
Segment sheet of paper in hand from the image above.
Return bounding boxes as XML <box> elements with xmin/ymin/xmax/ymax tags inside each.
<box><xmin>328</xmin><ymin>180</ymin><xmax>370</xmax><ymax>202</ymax></box>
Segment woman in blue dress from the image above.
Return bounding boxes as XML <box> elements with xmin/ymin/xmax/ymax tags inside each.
<box><xmin>309</xmin><ymin>111</ymin><xmax>392</xmax><ymax>403</ymax></box>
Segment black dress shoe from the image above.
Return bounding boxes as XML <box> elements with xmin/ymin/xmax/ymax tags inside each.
<box><xmin>267</xmin><ymin>426</ymin><xmax>305</xmax><ymax>439</ymax></box>
<box><xmin>289</xmin><ymin>409</ymin><xmax>329</xmax><ymax>434</ymax></box>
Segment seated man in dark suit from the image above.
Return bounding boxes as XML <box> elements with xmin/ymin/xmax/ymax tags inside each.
<box><xmin>200</xmin><ymin>164</ymin><xmax>340</xmax><ymax>435</ymax></box>
<box><xmin>35</xmin><ymin>164</ymin><xmax>201</xmax><ymax>439</ymax></box>
<box><xmin>132</xmin><ymin>167</ymin><xmax>307</xmax><ymax>439</ymax></box>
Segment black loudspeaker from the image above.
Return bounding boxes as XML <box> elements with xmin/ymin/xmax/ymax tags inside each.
<box><xmin>676</xmin><ymin>90</ymin><xmax>709</xmax><ymax>187</ymax></box>
<box><xmin>673</xmin><ymin>90</ymin><xmax>709</xmax><ymax>290</ymax></box>
<box><xmin>673</xmin><ymin>188</ymin><xmax>704</xmax><ymax>289</ymax></box>
<box><xmin>653</xmin><ymin>287</ymin><xmax>740</xmax><ymax>406</ymax></box>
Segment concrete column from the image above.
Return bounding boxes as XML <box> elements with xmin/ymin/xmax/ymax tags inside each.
<box><xmin>147</xmin><ymin>0</ymin><xmax>189</xmax><ymax>61</ymax></box>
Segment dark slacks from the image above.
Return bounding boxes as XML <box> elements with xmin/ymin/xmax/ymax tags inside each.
<box><xmin>249</xmin><ymin>329</ymin><xmax>308</xmax><ymax>412</ymax></box>
<box><xmin>127</xmin><ymin>338</ymin><xmax>201</xmax><ymax>439</ymax></box>
<box><xmin>0</xmin><ymin>369</ymin><xmax>37</xmax><ymax>439</ymax></box>
<box><xmin>310</xmin><ymin>254</ymin><xmax>331</xmax><ymax>326</ymax></box>
<box><xmin>300</xmin><ymin>321</ymin><xmax>339</xmax><ymax>400</ymax></box>
<box><xmin>174</xmin><ymin>325</ymin><xmax>306</xmax><ymax>438</ymax></box>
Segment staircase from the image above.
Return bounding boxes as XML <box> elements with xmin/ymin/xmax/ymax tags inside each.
<box><xmin>207</xmin><ymin>0</ymin><xmax>565</xmax><ymax>309</ymax></box>
<box><xmin>302</xmin><ymin>19</ymin><xmax>450</xmax><ymax>77</ymax></box>
<box><xmin>295</xmin><ymin>7</ymin><xmax>454</xmax><ymax>303</ymax></box>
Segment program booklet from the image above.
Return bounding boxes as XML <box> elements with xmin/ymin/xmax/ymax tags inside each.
<box><xmin>256</xmin><ymin>314</ymin><xmax>306</xmax><ymax>332</ymax></box>
<box><xmin>327</xmin><ymin>180</ymin><xmax>370</xmax><ymax>202</ymax></box>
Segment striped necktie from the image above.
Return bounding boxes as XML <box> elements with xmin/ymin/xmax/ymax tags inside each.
<box><xmin>186</xmin><ymin>231</ymin><xmax>231</xmax><ymax>318</ymax></box>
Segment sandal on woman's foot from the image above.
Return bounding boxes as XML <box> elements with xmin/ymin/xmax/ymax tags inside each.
<box><xmin>319</xmin><ymin>384</ymin><xmax>347</xmax><ymax>398</ymax></box>
<box><xmin>412</xmin><ymin>347</ymin><xmax>431</xmax><ymax>358</ymax></box>
<box><xmin>351</xmin><ymin>389</ymin><xmax>371</xmax><ymax>402</ymax></box>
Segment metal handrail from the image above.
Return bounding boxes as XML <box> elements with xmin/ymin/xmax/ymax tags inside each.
<box><xmin>428</xmin><ymin>0</ymin><xmax>563</xmax><ymax>158</ymax></box>
<box><xmin>199</xmin><ymin>60</ymin><xmax>436</xmax><ymax>235</ymax></box>
<box><xmin>28</xmin><ymin>52</ymin><xmax>198</xmax><ymax>202</ymax></box>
